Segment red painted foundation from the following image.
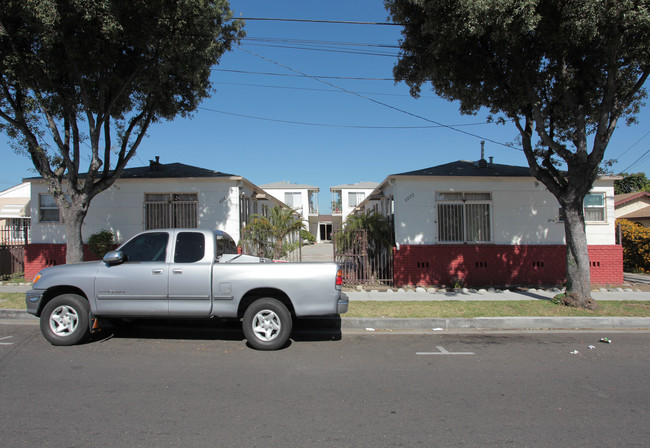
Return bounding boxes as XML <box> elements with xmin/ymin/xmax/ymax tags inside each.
<box><xmin>25</xmin><ymin>243</ymin><xmax>624</xmax><ymax>288</ymax></box>
<box><xmin>24</xmin><ymin>244</ymin><xmax>111</xmax><ymax>281</ymax></box>
<box><xmin>393</xmin><ymin>244</ymin><xmax>623</xmax><ymax>287</ymax></box>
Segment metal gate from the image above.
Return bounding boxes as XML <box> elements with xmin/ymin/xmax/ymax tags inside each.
<box><xmin>0</xmin><ymin>226</ymin><xmax>29</xmax><ymax>279</ymax></box>
<box><xmin>333</xmin><ymin>229</ymin><xmax>393</xmax><ymax>286</ymax></box>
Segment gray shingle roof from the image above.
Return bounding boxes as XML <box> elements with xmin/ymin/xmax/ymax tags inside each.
<box><xmin>393</xmin><ymin>160</ymin><xmax>532</xmax><ymax>177</ymax></box>
<box><xmin>25</xmin><ymin>162</ymin><xmax>236</xmax><ymax>181</ymax></box>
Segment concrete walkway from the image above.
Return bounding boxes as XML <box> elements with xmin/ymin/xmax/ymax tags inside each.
<box><xmin>299</xmin><ymin>242</ymin><xmax>335</xmax><ymax>262</ymax></box>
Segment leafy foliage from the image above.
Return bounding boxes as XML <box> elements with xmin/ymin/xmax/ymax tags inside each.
<box><xmin>615</xmin><ymin>173</ymin><xmax>650</xmax><ymax>195</ymax></box>
<box><xmin>618</xmin><ymin>219</ymin><xmax>650</xmax><ymax>273</ymax></box>
<box><xmin>0</xmin><ymin>1</ymin><xmax>244</xmax><ymax>262</ymax></box>
<box><xmin>385</xmin><ymin>0</ymin><xmax>650</xmax><ymax>306</ymax></box>
<box><xmin>87</xmin><ymin>229</ymin><xmax>115</xmax><ymax>259</ymax></box>
<box><xmin>241</xmin><ymin>207</ymin><xmax>305</xmax><ymax>260</ymax></box>
<box><xmin>338</xmin><ymin>210</ymin><xmax>394</xmax><ymax>259</ymax></box>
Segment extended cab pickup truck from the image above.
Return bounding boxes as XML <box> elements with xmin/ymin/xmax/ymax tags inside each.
<box><xmin>26</xmin><ymin>229</ymin><xmax>348</xmax><ymax>350</ymax></box>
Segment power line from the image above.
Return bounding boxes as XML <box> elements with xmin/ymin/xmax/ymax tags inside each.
<box><xmin>620</xmin><ymin>147</ymin><xmax>650</xmax><ymax>172</ymax></box>
<box><xmin>240</xmin><ymin>17</ymin><xmax>399</xmax><ymax>26</ymax></box>
<box><xmin>237</xmin><ymin>46</ymin><xmax>519</xmax><ymax>150</ymax></box>
<box><xmin>615</xmin><ymin>130</ymin><xmax>650</xmax><ymax>160</ymax></box>
<box><xmin>212</xmin><ymin>68</ymin><xmax>394</xmax><ymax>81</ymax></box>
<box><xmin>197</xmin><ymin>106</ymin><xmax>489</xmax><ymax>129</ymax></box>
<box><xmin>212</xmin><ymin>81</ymin><xmax>424</xmax><ymax>98</ymax></box>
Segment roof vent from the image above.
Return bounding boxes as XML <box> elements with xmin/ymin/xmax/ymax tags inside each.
<box><xmin>475</xmin><ymin>141</ymin><xmax>488</xmax><ymax>168</ymax></box>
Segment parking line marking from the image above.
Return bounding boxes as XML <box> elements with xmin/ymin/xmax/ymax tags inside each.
<box><xmin>0</xmin><ymin>336</ymin><xmax>14</xmax><ymax>346</ymax></box>
<box><xmin>417</xmin><ymin>345</ymin><xmax>474</xmax><ymax>355</ymax></box>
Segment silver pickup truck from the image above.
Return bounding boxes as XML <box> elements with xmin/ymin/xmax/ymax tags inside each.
<box><xmin>26</xmin><ymin>229</ymin><xmax>348</xmax><ymax>350</ymax></box>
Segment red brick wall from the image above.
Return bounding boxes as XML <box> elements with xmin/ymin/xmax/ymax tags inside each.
<box><xmin>24</xmin><ymin>244</ymin><xmax>110</xmax><ymax>280</ymax></box>
<box><xmin>393</xmin><ymin>244</ymin><xmax>623</xmax><ymax>287</ymax></box>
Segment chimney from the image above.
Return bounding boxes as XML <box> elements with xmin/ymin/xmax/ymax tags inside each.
<box><xmin>477</xmin><ymin>141</ymin><xmax>488</xmax><ymax>168</ymax></box>
<box><xmin>149</xmin><ymin>156</ymin><xmax>161</xmax><ymax>170</ymax></box>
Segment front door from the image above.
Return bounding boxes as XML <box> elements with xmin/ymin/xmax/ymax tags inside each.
<box><xmin>95</xmin><ymin>232</ymin><xmax>170</xmax><ymax>316</ymax></box>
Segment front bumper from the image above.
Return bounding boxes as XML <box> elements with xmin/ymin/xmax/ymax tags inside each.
<box><xmin>25</xmin><ymin>289</ymin><xmax>44</xmax><ymax>316</ymax></box>
<box><xmin>338</xmin><ymin>293</ymin><xmax>349</xmax><ymax>314</ymax></box>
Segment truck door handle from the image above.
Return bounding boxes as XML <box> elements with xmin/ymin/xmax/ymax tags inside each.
<box><xmin>172</xmin><ymin>269</ymin><xmax>183</xmax><ymax>275</ymax></box>
<box><xmin>152</xmin><ymin>269</ymin><xmax>163</xmax><ymax>275</ymax></box>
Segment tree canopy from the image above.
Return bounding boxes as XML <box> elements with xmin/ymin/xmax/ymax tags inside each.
<box><xmin>386</xmin><ymin>0</ymin><xmax>650</xmax><ymax>307</ymax></box>
<box><xmin>0</xmin><ymin>0</ymin><xmax>244</xmax><ymax>262</ymax></box>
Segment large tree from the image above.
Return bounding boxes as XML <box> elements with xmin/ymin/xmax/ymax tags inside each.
<box><xmin>0</xmin><ymin>0</ymin><xmax>244</xmax><ymax>263</ymax></box>
<box><xmin>385</xmin><ymin>0</ymin><xmax>650</xmax><ymax>308</ymax></box>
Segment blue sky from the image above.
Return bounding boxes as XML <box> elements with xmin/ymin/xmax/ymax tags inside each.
<box><xmin>1</xmin><ymin>0</ymin><xmax>649</xmax><ymax>213</ymax></box>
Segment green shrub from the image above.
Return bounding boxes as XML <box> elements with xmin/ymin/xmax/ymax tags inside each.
<box><xmin>618</xmin><ymin>219</ymin><xmax>650</xmax><ymax>272</ymax></box>
<box><xmin>87</xmin><ymin>229</ymin><xmax>115</xmax><ymax>259</ymax></box>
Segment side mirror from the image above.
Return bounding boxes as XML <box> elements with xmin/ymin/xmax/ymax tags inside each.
<box><xmin>103</xmin><ymin>250</ymin><xmax>125</xmax><ymax>266</ymax></box>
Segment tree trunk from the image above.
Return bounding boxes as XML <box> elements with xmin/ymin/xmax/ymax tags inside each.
<box><xmin>561</xmin><ymin>199</ymin><xmax>597</xmax><ymax>310</ymax></box>
<box><xmin>59</xmin><ymin>198</ymin><xmax>90</xmax><ymax>264</ymax></box>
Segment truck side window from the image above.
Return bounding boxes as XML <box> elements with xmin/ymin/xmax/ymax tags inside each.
<box><xmin>174</xmin><ymin>232</ymin><xmax>205</xmax><ymax>263</ymax></box>
<box><xmin>216</xmin><ymin>234</ymin><xmax>237</xmax><ymax>258</ymax></box>
<box><xmin>121</xmin><ymin>232</ymin><xmax>169</xmax><ymax>262</ymax></box>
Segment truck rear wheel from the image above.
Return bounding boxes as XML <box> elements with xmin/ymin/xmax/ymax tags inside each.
<box><xmin>242</xmin><ymin>298</ymin><xmax>292</xmax><ymax>350</ymax></box>
<box><xmin>40</xmin><ymin>294</ymin><xmax>90</xmax><ymax>346</ymax></box>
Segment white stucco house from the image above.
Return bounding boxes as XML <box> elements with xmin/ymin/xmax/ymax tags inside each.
<box><xmin>259</xmin><ymin>181</ymin><xmax>322</xmax><ymax>240</ymax></box>
<box><xmin>0</xmin><ymin>182</ymin><xmax>31</xmax><ymax>244</ymax></box>
<box><xmin>330</xmin><ymin>181</ymin><xmax>379</xmax><ymax>231</ymax></box>
<box><xmin>356</xmin><ymin>159</ymin><xmax>621</xmax><ymax>287</ymax></box>
<box><xmin>24</xmin><ymin>160</ymin><xmax>283</xmax><ymax>278</ymax></box>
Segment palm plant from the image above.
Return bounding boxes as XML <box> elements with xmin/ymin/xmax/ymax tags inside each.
<box><xmin>242</xmin><ymin>207</ymin><xmax>305</xmax><ymax>259</ymax></box>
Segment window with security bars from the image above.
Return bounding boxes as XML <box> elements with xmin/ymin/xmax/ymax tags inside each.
<box><xmin>437</xmin><ymin>192</ymin><xmax>492</xmax><ymax>242</ymax></box>
<box><xmin>145</xmin><ymin>193</ymin><xmax>198</xmax><ymax>230</ymax></box>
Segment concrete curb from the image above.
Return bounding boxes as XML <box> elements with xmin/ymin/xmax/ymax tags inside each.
<box><xmin>3</xmin><ymin>310</ymin><xmax>650</xmax><ymax>332</ymax></box>
<box><xmin>340</xmin><ymin>316</ymin><xmax>650</xmax><ymax>331</ymax></box>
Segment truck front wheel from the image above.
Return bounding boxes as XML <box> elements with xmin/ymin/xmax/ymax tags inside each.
<box><xmin>242</xmin><ymin>298</ymin><xmax>292</xmax><ymax>350</ymax></box>
<box><xmin>40</xmin><ymin>294</ymin><xmax>91</xmax><ymax>346</ymax></box>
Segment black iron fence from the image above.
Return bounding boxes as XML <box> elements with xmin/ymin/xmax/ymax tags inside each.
<box><xmin>333</xmin><ymin>229</ymin><xmax>393</xmax><ymax>286</ymax></box>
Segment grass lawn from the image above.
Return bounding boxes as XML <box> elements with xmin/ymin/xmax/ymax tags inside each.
<box><xmin>345</xmin><ymin>300</ymin><xmax>650</xmax><ymax>318</ymax></box>
<box><xmin>2</xmin><ymin>291</ymin><xmax>650</xmax><ymax>318</ymax></box>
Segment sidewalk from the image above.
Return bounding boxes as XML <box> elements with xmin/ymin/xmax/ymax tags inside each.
<box><xmin>2</xmin><ymin>284</ymin><xmax>650</xmax><ymax>331</ymax></box>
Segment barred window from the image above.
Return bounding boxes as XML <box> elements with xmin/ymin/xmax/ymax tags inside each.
<box><xmin>145</xmin><ymin>193</ymin><xmax>198</xmax><ymax>230</ymax></box>
<box><xmin>437</xmin><ymin>192</ymin><xmax>492</xmax><ymax>242</ymax></box>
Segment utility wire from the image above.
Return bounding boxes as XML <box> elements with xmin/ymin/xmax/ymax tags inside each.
<box><xmin>239</xmin><ymin>17</ymin><xmax>400</xmax><ymax>26</ymax></box>
<box><xmin>615</xmin><ymin>130</ymin><xmax>650</xmax><ymax>161</ymax></box>
<box><xmin>620</xmin><ymin>147</ymin><xmax>650</xmax><ymax>172</ymax></box>
<box><xmin>237</xmin><ymin>46</ymin><xmax>519</xmax><ymax>150</ymax></box>
<box><xmin>213</xmin><ymin>80</ymin><xmax>427</xmax><ymax>98</ymax></box>
<box><xmin>212</xmin><ymin>68</ymin><xmax>394</xmax><ymax>81</ymax></box>
<box><xmin>197</xmin><ymin>106</ymin><xmax>489</xmax><ymax>129</ymax></box>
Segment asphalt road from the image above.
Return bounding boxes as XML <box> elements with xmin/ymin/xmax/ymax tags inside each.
<box><xmin>1</xmin><ymin>322</ymin><xmax>649</xmax><ymax>448</ymax></box>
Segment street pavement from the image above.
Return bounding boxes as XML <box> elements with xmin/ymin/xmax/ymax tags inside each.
<box><xmin>2</xmin><ymin>280</ymin><xmax>650</xmax><ymax>332</ymax></box>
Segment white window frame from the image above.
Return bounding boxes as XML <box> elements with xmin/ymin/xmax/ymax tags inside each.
<box><xmin>583</xmin><ymin>192</ymin><xmax>606</xmax><ymax>223</ymax></box>
<box><xmin>284</xmin><ymin>192</ymin><xmax>302</xmax><ymax>212</ymax></box>
<box><xmin>348</xmin><ymin>192</ymin><xmax>365</xmax><ymax>207</ymax></box>
<box><xmin>558</xmin><ymin>192</ymin><xmax>608</xmax><ymax>223</ymax></box>
<box><xmin>38</xmin><ymin>193</ymin><xmax>61</xmax><ymax>223</ymax></box>
<box><xmin>436</xmin><ymin>192</ymin><xmax>492</xmax><ymax>243</ymax></box>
